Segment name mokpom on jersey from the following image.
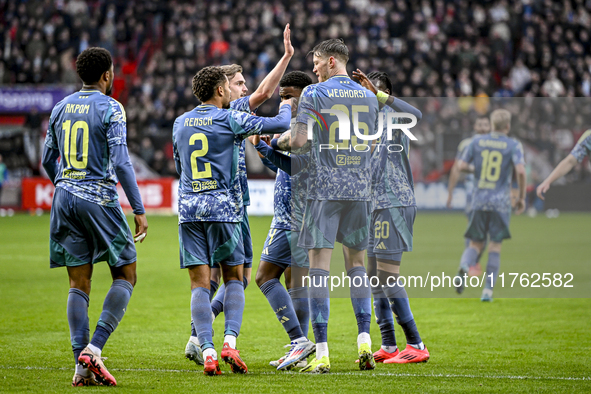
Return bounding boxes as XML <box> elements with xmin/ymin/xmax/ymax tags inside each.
<box><xmin>45</xmin><ymin>90</ymin><xmax>129</xmax><ymax>207</ymax></box>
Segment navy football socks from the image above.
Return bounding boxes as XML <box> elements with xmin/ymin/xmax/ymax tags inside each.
<box><xmin>485</xmin><ymin>252</ymin><xmax>501</xmax><ymax>289</ymax></box>
<box><xmin>223</xmin><ymin>280</ymin><xmax>245</xmax><ymax>337</ymax></box>
<box><xmin>348</xmin><ymin>267</ymin><xmax>372</xmax><ymax>335</ymax></box>
<box><xmin>460</xmin><ymin>247</ymin><xmax>479</xmax><ymax>270</ymax></box>
<box><xmin>382</xmin><ymin>280</ymin><xmax>422</xmax><ymax>346</ymax></box>
<box><xmin>67</xmin><ymin>288</ymin><xmax>90</xmax><ymax>363</ymax></box>
<box><xmin>308</xmin><ymin>269</ymin><xmax>330</xmax><ymax>343</ymax></box>
<box><xmin>90</xmin><ymin>279</ymin><xmax>133</xmax><ymax>351</ymax></box>
<box><xmin>260</xmin><ymin>278</ymin><xmax>305</xmax><ymax>341</ymax></box>
<box><xmin>371</xmin><ymin>286</ymin><xmax>396</xmax><ymax>347</ymax></box>
<box><xmin>191</xmin><ymin>287</ymin><xmax>213</xmax><ymax>350</ymax></box>
<box><xmin>288</xmin><ymin>286</ymin><xmax>310</xmax><ymax>338</ymax></box>
<box><xmin>211</xmin><ymin>284</ymin><xmax>225</xmax><ymax>317</ymax></box>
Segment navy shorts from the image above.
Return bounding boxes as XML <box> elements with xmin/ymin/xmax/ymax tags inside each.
<box><xmin>368</xmin><ymin>206</ymin><xmax>416</xmax><ymax>261</ymax></box>
<box><xmin>49</xmin><ymin>188</ymin><xmax>136</xmax><ymax>268</ymax></box>
<box><xmin>179</xmin><ymin>221</ymin><xmax>244</xmax><ymax>268</ymax></box>
<box><xmin>465</xmin><ymin>210</ymin><xmax>511</xmax><ymax>243</ymax></box>
<box><xmin>299</xmin><ymin>200</ymin><xmax>371</xmax><ymax>250</ymax></box>
<box><xmin>261</xmin><ymin>228</ymin><xmax>310</xmax><ymax>270</ymax></box>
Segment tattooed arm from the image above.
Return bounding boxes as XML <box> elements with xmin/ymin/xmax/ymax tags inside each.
<box><xmin>274</xmin><ymin>125</ymin><xmax>311</xmax><ymax>153</ymax></box>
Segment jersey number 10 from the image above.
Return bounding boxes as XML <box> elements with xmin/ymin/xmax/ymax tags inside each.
<box><xmin>62</xmin><ymin>120</ymin><xmax>89</xmax><ymax>169</ymax></box>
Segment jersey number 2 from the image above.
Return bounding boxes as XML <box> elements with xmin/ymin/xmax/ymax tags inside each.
<box><xmin>190</xmin><ymin>133</ymin><xmax>212</xmax><ymax>179</ymax></box>
<box><xmin>62</xmin><ymin>120</ymin><xmax>89</xmax><ymax>169</ymax></box>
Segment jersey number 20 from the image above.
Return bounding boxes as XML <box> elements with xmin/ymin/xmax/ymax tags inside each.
<box><xmin>190</xmin><ymin>133</ymin><xmax>212</xmax><ymax>179</ymax></box>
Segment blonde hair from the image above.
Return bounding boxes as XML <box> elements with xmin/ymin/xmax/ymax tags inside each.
<box><xmin>490</xmin><ymin>109</ymin><xmax>511</xmax><ymax>132</ymax></box>
<box><xmin>219</xmin><ymin>64</ymin><xmax>243</xmax><ymax>81</ymax></box>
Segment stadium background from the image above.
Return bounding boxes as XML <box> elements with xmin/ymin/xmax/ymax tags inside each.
<box><xmin>1</xmin><ymin>0</ymin><xmax>591</xmax><ymax>213</ymax></box>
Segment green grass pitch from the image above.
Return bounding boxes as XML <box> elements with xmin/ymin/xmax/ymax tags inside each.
<box><xmin>0</xmin><ymin>212</ymin><xmax>590</xmax><ymax>392</ymax></box>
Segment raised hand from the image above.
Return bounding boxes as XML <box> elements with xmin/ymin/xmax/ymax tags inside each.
<box><xmin>352</xmin><ymin>69</ymin><xmax>378</xmax><ymax>94</ymax></box>
<box><xmin>284</xmin><ymin>23</ymin><xmax>294</xmax><ymax>58</ymax></box>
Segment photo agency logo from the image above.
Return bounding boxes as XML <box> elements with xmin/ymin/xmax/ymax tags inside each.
<box><xmin>306</xmin><ymin>109</ymin><xmax>418</xmax><ymax>153</ymax></box>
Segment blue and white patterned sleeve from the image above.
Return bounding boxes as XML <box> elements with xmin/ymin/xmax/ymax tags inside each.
<box><xmin>228</xmin><ymin>105</ymin><xmax>291</xmax><ymax>136</ymax></box>
<box><xmin>570</xmin><ymin>130</ymin><xmax>591</xmax><ymax>163</ymax></box>
<box><xmin>42</xmin><ymin>112</ymin><xmax>60</xmax><ymax>183</ymax></box>
<box><xmin>44</xmin><ymin>114</ymin><xmax>58</xmax><ymax>149</ymax></box>
<box><xmin>295</xmin><ymin>85</ymin><xmax>316</xmax><ymax>126</ymax></box>
<box><xmin>172</xmin><ymin>118</ymin><xmax>182</xmax><ymax>175</ymax></box>
<box><xmin>512</xmin><ymin>141</ymin><xmax>525</xmax><ymax>166</ymax></box>
<box><xmin>459</xmin><ymin>139</ymin><xmax>475</xmax><ymax>164</ymax></box>
<box><xmin>255</xmin><ymin>141</ymin><xmax>290</xmax><ymax>174</ymax></box>
<box><xmin>105</xmin><ymin>99</ymin><xmax>128</xmax><ymax>148</ymax></box>
<box><xmin>230</xmin><ymin>95</ymin><xmax>254</xmax><ymax>113</ymax></box>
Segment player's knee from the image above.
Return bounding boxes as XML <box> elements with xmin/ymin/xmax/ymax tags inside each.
<box><xmin>469</xmin><ymin>240</ymin><xmax>485</xmax><ymax>254</ymax></box>
<box><xmin>119</xmin><ymin>266</ymin><xmax>137</xmax><ymax>287</ymax></box>
<box><xmin>488</xmin><ymin>242</ymin><xmax>502</xmax><ymax>253</ymax></box>
<box><xmin>255</xmin><ymin>269</ymin><xmax>267</xmax><ymax>288</ymax></box>
<box><xmin>255</xmin><ymin>265</ymin><xmax>273</xmax><ymax>288</ymax></box>
<box><xmin>70</xmin><ymin>278</ymin><xmax>91</xmax><ymax>295</ymax></box>
<box><xmin>377</xmin><ymin>269</ymin><xmax>398</xmax><ymax>286</ymax></box>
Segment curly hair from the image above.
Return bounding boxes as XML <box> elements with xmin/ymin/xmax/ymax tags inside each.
<box><xmin>75</xmin><ymin>47</ymin><xmax>112</xmax><ymax>85</ymax></box>
<box><xmin>192</xmin><ymin>66</ymin><xmax>227</xmax><ymax>102</ymax></box>
<box><xmin>279</xmin><ymin>71</ymin><xmax>313</xmax><ymax>89</ymax></box>
<box><xmin>367</xmin><ymin>71</ymin><xmax>393</xmax><ymax>94</ymax></box>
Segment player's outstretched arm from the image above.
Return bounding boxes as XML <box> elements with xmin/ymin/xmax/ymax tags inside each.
<box><xmin>254</xmin><ymin>139</ymin><xmax>290</xmax><ymax>173</ymax></box>
<box><xmin>514</xmin><ymin>163</ymin><xmax>527</xmax><ymax>215</ymax></box>
<box><xmin>353</xmin><ymin>69</ymin><xmax>423</xmax><ymax>120</ymax></box>
<box><xmin>447</xmin><ymin>160</ymin><xmax>462</xmax><ymax>209</ymax></box>
<box><xmin>536</xmin><ymin>154</ymin><xmax>578</xmax><ymax>200</ymax></box>
<box><xmin>233</xmin><ymin>99</ymin><xmax>292</xmax><ymax>137</ymax></box>
<box><xmin>248</xmin><ymin>24</ymin><xmax>294</xmax><ymax>110</ymax></box>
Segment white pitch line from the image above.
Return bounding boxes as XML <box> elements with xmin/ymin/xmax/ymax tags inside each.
<box><xmin>0</xmin><ymin>365</ymin><xmax>589</xmax><ymax>381</ymax></box>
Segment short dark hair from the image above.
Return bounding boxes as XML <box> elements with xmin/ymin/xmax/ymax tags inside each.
<box><xmin>311</xmin><ymin>39</ymin><xmax>349</xmax><ymax>63</ymax></box>
<box><xmin>75</xmin><ymin>47</ymin><xmax>113</xmax><ymax>84</ymax></box>
<box><xmin>279</xmin><ymin>71</ymin><xmax>313</xmax><ymax>89</ymax></box>
<box><xmin>192</xmin><ymin>66</ymin><xmax>227</xmax><ymax>102</ymax></box>
<box><xmin>367</xmin><ymin>71</ymin><xmax>393</xmax><ymax>94</ymax></box>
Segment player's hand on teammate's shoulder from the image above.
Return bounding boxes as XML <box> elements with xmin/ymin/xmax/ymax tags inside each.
<box><xmin>248</xmin><ymin>135</ymin><xmax>261</xmax><ymax>146</ymax></box>
<box><xmin>352</xmin><ymin>69</ymin><xmax>378</xmax><ymax>94</ymax></box>
<box><xmin>134</xmin><ymin>214</ymin><xmax>148</xmax><ymax>243</ymax></box>
<box><xmin>283</xmin><ymin>23</ymin><xmax>294</xmax><ymax>58</ymax></box>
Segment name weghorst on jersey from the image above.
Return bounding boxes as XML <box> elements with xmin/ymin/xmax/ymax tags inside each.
<box><xmin>296</xmin><ymin>77</ymin><xmax>379</xmax><ymax>202</ymax></box>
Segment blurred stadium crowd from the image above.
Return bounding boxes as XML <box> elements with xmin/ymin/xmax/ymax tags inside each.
<box><xmin>1</xmin><ymin>0</ymin><xmax>590</xmax><ymax>186</ymax></box>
